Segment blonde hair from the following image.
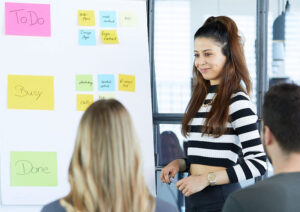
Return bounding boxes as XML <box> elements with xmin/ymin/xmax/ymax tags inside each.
<box><xmin>60</xmin><ymin>99</ymin><xmax>155</xmax><ymax>212</ymax></box>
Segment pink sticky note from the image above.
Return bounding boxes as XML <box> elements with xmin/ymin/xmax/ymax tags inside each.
<box><xmin>5</xmin><ymin>2</ymin><xmax>51</xmax><ymax>37</ymax></box>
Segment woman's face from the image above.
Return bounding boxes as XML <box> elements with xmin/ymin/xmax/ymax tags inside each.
<box><xmin>194</xmin><ymin>37</ymin><xmax>227</xmax><ymax>85</ymax></box>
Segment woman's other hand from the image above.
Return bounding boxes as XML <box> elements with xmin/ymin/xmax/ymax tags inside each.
<box><xmin>160</xmin><ymin>159</ymin><xmax>181</xmax><ymax>184</ymax></box>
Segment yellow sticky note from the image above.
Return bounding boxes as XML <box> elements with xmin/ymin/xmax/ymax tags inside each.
<box><xmin>119</xmin><ymin>11</ymin><xmax>137</xmax><ymax>27</ymax></box>
<box><xmin>118</xmin><ymin>74</ymin><xmax>135</xmax><ymax>92</ymax></box>
<box><xmin>8</xmin><ymin>75</ymin><xmax>54</xmax><ymax>110</ymax></box>
<box><xmin>99</xmin><ymin>93</ymin><xmax>115</xmax><ymax>100</ymax></box>
<box><xmin>78</xmin><ymin>10</ymin><xmax>95</xmax><ymax>26</ymax></box>
<box><xmin>100</xmin><ymin>30</ymin><xmax>119</xmax><ymax>44</ymax></box>
<box><xmin>77</xmin><ymin>94</ymin><xmax>94</xmax><ymax>111</ymax></box>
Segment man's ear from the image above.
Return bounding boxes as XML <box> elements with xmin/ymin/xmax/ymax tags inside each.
<box><xmin>264</xmin><ymin>126</ymin><xmax>274</xmax><ymax>146</ymax></box>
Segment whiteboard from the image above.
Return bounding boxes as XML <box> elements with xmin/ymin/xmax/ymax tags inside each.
<box><xmin>0</xmin><ymin>0</ymin><xmax>155</xmax><ymax>211</ymax></box>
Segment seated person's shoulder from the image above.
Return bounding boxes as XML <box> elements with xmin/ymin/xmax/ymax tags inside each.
<box><xmin>41</xmin><ymin>199</ymin><xmax>66</xmax><ymax>212</ymax></box>
<box><xmin>155</xmin><ymin>198</ymin><xmax>178</xmax><ymax>212</ymax></box>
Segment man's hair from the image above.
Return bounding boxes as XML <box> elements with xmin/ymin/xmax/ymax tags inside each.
<box><xmin>263</xmin><ymin>83</ymin><xmax>300</xmax><ymax>153</ymax></box>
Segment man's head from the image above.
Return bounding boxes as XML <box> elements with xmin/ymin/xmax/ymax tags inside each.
<box><xmin>262</xmin><ymin>83</ymin><xmax>300</xmax><ymax>161</ymax></box>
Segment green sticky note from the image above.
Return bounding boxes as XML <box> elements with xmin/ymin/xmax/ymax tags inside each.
<box><xmin>10</xmin><ymin>152</ymin><xmax>58</xmax><ymax>186</ymax></box>
<box><xmin>76</xmin><ymin>75</ymin><xmax>94</xmax><ymax>91</ymax></box>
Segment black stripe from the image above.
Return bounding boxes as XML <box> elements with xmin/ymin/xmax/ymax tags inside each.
<box><xmin>226</xmin><ymin>167</ymin><xmax>238</xmax><ymax>183</ymax></box>
<box><xmin>241</xmin><ymin>138</ymin><xmax>262</xmax><ymax>149</ymax></box>
<box><xmin>195</xmin><ymin>112</ymin><xmax>207</xmax><ymax>118</ymax></box>
<box><xmin>189</xmin><ymin>125</ymin><xmax>237</xmax><ymax>135</ymax></box>
<box><xmin>235</xmin><ymin>123</ymin><xmax>258</xmax><ymax>135</ymax></box>
<box><xmin>230</xmin><ymin>108</ymin><xmax>255</xmax><ymax>122</ymax></box>
<box><xmin>209</xmin><ymin>85</ymin><xmax>218</xmax><ymax>92</ymax></box>
<box><xmin>204</xmin><ymin>99</ymin><xmax>214</xmax><ymax>104</ymax></box>
<box><xmin>248</xmin><ymin>159</ymin><xmax>267</xmax><ymax>175</ymax></box>
<box><xmin>240</xmin><ymin>159</ymin><xmax>253</xmax><ymax>179</ymax></box>
<box><xmin>231</xmin><ymin>94</ymin><xmax>249</xmax><ymax>103</ymax></box>
<box><xmin>188</xmin><ymin>156</ymin><xmax>235</xmax><ymax>167</ymax></box>
<box><xmin>188</xmin><ymin>140</ymin><xmax>241</xmax><ymax>154</ymax></box>
<box><xmin>244</xmin><ymin>151</ymin><xmax>262</xmax><ymax>157</ymax></box>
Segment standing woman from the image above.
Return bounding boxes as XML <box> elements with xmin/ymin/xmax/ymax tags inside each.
<box><xmin>161</xmin><ymin>16</ymin><xmax>267</xmax><ymax>211</ymax></box>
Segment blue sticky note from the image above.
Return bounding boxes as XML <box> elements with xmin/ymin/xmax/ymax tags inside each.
<box><xmin>78</xmin><ymin>29</ymin><xmax>96</xmax><ymax>46</ymax></box>
<box><xmin>100</xmin><ymin>11</ymin><xmax>117</xmax><ymax>28</ymax></box>
<box><xmin>98</xmin><ymin>74</ymin><xmax>115</xmax><ymax>91</ymax></box>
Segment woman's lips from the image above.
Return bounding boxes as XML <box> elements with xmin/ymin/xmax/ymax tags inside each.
<box><xmin>199</xmin><ymin>68</ymin><xmax>210</xmax><ymax>73</ymax></box>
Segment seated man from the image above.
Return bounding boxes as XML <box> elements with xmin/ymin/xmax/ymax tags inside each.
<box><xmin>222</xmin><ymin>83</ymin><xmax>300</xmax><ymax>212</ymax></box>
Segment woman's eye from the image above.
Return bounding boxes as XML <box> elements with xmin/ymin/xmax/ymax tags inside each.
<box><xmin>194</xmin><ymin>54</ymin><xmax>199</xmax><ymax>58</ymax></box>
<box><xmin>204</xmin><ymin>53</ymin><xmax>211</xmax><ymax>56</ymax></box>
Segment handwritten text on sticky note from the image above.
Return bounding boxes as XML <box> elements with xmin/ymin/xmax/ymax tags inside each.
<box><xmin>99</xmin><ymin>93</ymin><xmax>115</xmax><ymax>100</ymax></box>
<box><xmin>119</xmin><ymin>74</ymin><xmax>135</xmax><ymax>92</ymax></box>
<box><xmin>119</xmin><ymin>11</ymin><xmax>137</xmax><ymax>27</ymax></box>
<box><xmin>78</xmin><ymin>10</ymin><xmax>95</xmax><ymax>26</ymax></box>
<box><xmin>79</xmin><ymin>29</ymin><xmax>96</xmax><ymax>46</ymax></box>
<box><xmin>11</xmin><ymin>151</ymin><xmax>57</xmax><ymax>186</ymax></box>
<box><xmin>100</xmin><ymin>11</ymin><xmax>117</xmax><ymax>27</ymax></box>
<box><xmin>77</xmin><ymin>94</ymin><xmax>94</xmax><ymax>111</ymax></box>
<box><xmin>5</xmin><ymin>2</ymin><xmax>51</xmax><ymax>36</ymax></box>
<box><xmin>98</xmin><ymin>74</ymin><xmax>115</xmax><ymax>91</ymax></box>
<box><xmin>76</xmin><ymin>75</ymin><xmax>93</xmax><ymax>91</ymax></box>
<box><xmin>8</xmin><ymin>75</ymin><xmax>54</xmax><ymax>110</ymax></box>
<box><xmin>100</xmin><ymin>30</ymin><xmax>119</xmax><ymax>44</ymax></box>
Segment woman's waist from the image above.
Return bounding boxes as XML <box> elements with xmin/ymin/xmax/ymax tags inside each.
<box><xmin>190</xmin><ymin>163</ymin><xmax>226</xmax><ymax>175</ymax></box>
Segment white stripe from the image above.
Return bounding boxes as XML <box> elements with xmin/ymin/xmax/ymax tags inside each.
<box><xmin>206</xmin><ymin>93</ymin><xmax>216</xmax><ymax>99</ymax></box>
<box><xmin>239</xmin><ymin>130</ymin><xmax>260</xmax><ymax>142</ymax></box>
<box><xmin>188</xmin><ymin>148</ymin><xmax>238</xmax><ymax>162</ymax></box>
<box><xmin>231</xmin><ymin>91</ymin><xmax>250</xmax><ymax>100</ymax></box>
<box><xmin>231</xmin><ymin>115</ymin><xmax>258</xmax><ymax>128</ymax></box>
<box><xmin>199</xmin><ymin>105</ymin><xmax>211</xmax><ymax>112</ymax></box>
<box><xmin>234</xmin><ymin>165</ymin><xmax>246</xmax><ymax>181</ymax></box>
<box><xmin>244</xmin><ymin>152</ymin><xmax>266</xmax><ymax>160</ymax></box>
<box><xmin>188</xmin><ymin>132</ymin><xmax>241</xmax><ymax>146</ymax></box>
<box><xmin>229</xmin><ymin>100</ymin><xmax>257</xmax><ymax>115</ymax></box>
<box><xmin>190</xmin><ymin>117</ymin><xmax>232</xmax><ymax>127</ymax></box>
<box><xmin>243</xmin><ymin>144</ymin><xmax>264</xmax><ymax>154</ymax></box>
<box><xmin>245</xmin><ymin>160</ymin><xmax>261</xmax><ymax>177</ymax></box>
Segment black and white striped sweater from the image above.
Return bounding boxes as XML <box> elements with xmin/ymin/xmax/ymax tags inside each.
<box><xmin>187</xmin><ymin>85</ymin><xmax>267</xmax><ymax>183</ymax></box>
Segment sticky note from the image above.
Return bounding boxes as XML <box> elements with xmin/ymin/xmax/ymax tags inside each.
<box><xmin>119</xmin><ymin>11</ymin><xmax>137</xmax><ymax>27</ymax></box>
<box><xmin>77</xmin><ymin>94</ymin><xmax>94</xmax><ymax>111</ymax></box>
<box><xmin>98</xmin><ymin>74</ymin><xmax>115</xmax><ymax>91</ymax></box>
<box><xmin>76</xmin><ymin>75</ymin><xmax>93</xmax><ymax>91</ymax></box>
<box><xmin>8</xmin><ymin>75</ymin><xmax>54</xmax><ymax>110</ymax></box>
<box><xmin>100</xmin><ymin>30</ymin><xmax>119</xmax><ymax>44</ymax></box>
<box><xmin>78</xmin><ymin>10</ymin><xmax>95</xmax><ymax>26</ymax></box>
<box><xmin>5</xmin><ymin>2</ymin><xmax>51</xmax><ymax>37</ymax></box>
<box><xmin>10</xmin><ymin>152</ymin><xmax>57</xmax><ymax>186</ymax></box>
<box><xmin>118</xmin><ymin>74</ymin><xmax>135</xmax><ymax>92</ymax></box>
<box><xmin>79</xmin><ymin>29</ymin><xmax>96</xmax><ymax>46</ymax></box>
<box><xmin>99</xmin><ymin>93</ymin><xmax>115</xmax><ymax>100</ymax></box>
<box><xmin>100</xmin><ymin>11</ymin><xmax>117</xmax><ymax>27</ymax></box>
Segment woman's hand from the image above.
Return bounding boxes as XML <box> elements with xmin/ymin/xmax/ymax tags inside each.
<box><xmin>176</xmin><ymin>175</ymin><xmax>209</xmax><ymax>197</ymax></box>
<box><xmin>160</xmin><ymin>159</ymin><xmax>181</xmax><ymax>184</ymax></box>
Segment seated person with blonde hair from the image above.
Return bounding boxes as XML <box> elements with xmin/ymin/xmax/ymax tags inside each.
<box><xmin>42</xmin><ymin>99</ymin><xmax>178</xmax><ymax>212</ymax></box>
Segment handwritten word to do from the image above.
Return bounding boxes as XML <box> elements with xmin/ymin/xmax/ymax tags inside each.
<box><xmin>10</xmin><ymin>9</ymin><xmax>45</xmax><ymax>26</ymax></box>
<box><xmin>5</xmin><ymin>2</ymin><xmax>51</xmax><ymax>36</ymax></box>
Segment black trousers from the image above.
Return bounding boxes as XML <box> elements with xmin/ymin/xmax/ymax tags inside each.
<box><xmin>185</xmin><ymin>182</ymin><xmax>241</xmax><ymax>212</ymax></box>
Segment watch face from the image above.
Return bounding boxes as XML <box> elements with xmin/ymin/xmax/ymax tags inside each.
<box><xmin>208</xmin><ymin>173</ymin><xmax>216</xmax><ymax>182</ymax></box>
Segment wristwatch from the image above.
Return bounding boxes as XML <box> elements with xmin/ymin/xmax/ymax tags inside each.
<box><xmin>207</xmin><ymin>172</ymin><xmax>217</xmax><ymax>186</ymax></box>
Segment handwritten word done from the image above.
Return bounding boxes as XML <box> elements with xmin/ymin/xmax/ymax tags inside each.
<box><xmin>15</xmin><ymin>160</ymin><xmax>50</xmax><ymax>175</ymax></box>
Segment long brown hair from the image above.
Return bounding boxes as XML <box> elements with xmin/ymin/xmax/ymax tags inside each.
<box><xmin>182</xmin><ymin>16</ymin><xmax>251</xmax><ymax>137</ymax></box>
<box><xmin>60</xmin><ymin>99</ymin><xmax>155</xmax><ymax>212</ymax></box>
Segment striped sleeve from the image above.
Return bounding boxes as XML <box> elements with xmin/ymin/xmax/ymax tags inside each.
<box><xmin>226</xmin><ymin>92</ymin><xmax>267</xmax><ymax>183</ymax></box>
